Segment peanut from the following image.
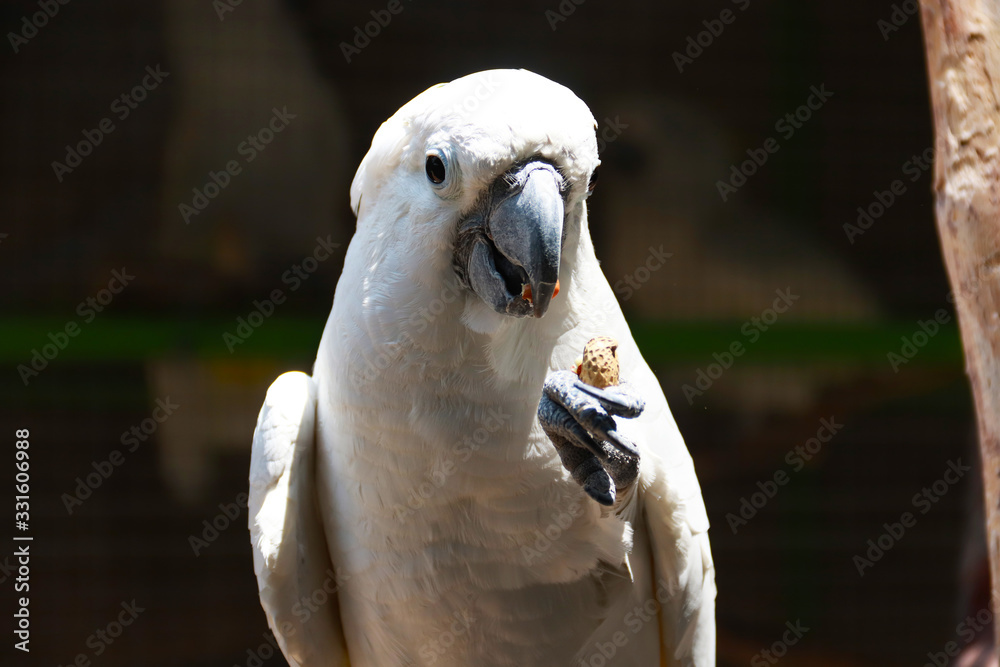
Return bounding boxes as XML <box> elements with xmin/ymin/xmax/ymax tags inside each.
<box><xmin>577</xmin><ymin>336</ymin><xmax>619</xmax><ymax>389</ymax></box>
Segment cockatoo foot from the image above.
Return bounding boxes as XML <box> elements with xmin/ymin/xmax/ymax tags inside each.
<box><xmin>537</xmin><ymin>370</ymin><xmax>645</xmax><ymax>506</ymax></box>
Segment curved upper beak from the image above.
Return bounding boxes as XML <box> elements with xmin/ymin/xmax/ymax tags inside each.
<box><xmin>487</xmin><ymin>161</ymin><xmax>565</xmax><ymax>317</ymax></box>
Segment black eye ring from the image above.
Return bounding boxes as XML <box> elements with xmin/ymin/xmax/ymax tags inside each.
<box><xmin>426</xmin><ymin>153</ymin><xmax>447</xmax><ymax>185</ymax></box>
<box><xmin>588</xmin><ymin>166</ymin><xmax>600</xmax><ymax>192</ymax></box>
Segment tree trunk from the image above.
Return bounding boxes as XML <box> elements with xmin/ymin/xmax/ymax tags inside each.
<box><xmin>920</xmin><ymin>0</ymin><xmax>1000</xmax><ymax>645</ymax></box>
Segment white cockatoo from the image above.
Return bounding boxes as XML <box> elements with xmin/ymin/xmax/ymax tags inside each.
<box><xmin>249</xmin><ymin>69</ymin><xmax>715</xmax><ymax>667</ymax></box>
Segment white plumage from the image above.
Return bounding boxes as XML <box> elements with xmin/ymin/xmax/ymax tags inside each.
<box><xmin>250</xmin><ymin>69</ymin><xmax>715</xmax><ymax>666</ymax></box>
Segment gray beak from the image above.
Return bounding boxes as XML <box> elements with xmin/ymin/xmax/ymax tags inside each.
<box><xmin>459</xmin><ymin>160</ymin><xmax>565</xmax><ymax>319</ymax></box>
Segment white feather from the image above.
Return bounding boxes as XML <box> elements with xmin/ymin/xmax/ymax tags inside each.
<box><xmin>249</xmin><ymin>372</ymin><xmax>348</xmax><ymax>666</ymax></box>
<box><xmin>250</xmin><ymin>69</ymin><xmax>715</xmax><ymax>666</ymax></box>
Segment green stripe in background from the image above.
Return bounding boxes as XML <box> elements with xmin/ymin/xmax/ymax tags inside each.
<box><xmin>0</xmin><ymin>317</ymin><xmax>963</xmax><ymax>367</ymax></box>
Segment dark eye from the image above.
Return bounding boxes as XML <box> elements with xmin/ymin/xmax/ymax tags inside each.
<box><xmin>588</xmin><ymin>166</ymin><xmax>600</xmax><ymax>192</ymax></box>
<box><xmin>426</xmin><ymin>154</ymin><xmax>446</xmax><ymax>185</ymax></box>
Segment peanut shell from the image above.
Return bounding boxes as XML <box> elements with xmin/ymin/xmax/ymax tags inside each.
<box><xmin>579</xmin><ymin>336</ymin><xmax>619</xmax><ymax>389</ymax></box>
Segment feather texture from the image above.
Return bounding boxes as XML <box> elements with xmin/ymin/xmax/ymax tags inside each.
<box><xmin>249</xmin><ymin>372</ymin><xmax>348</xmax><ymax>666</ymax></box>
<box><xmin>250</xmin><ymin>69</ymin><xmax>715</xmax><ymax>667</ymax></box>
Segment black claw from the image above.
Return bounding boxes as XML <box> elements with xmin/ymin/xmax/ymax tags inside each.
<box><xmin>603</xmin><ymin>429</ymin><xmax>639</xmax><ymax>459</ymax></box>
<box><xmin>546</xmin><ymin>432</ymin><xmax>613</xmax><ymax>505</ymax></box>
<box><xmin>538</xmin><ymin>369</ymin><xmax>645</xmax><ymax>505</ymax></box>
<box><xmin>605</xmin><ymin>448</ymin><xmax>639</xmax><ymax>491</ymax></box>
<box><xmin>574</xmin><ymin>382</ymin><xmax>629</xmax><ymax>409</ymax></box>
<box><xmin>538</xmin><ymin>396</ymin><xmax>607</xmax><ymax>460</ymax></box>
<box><xmin>573</xmin><ymin>381</ymin><xmax>645</xmax><ymax>419</ymax></box>
<box><xmin>584</xmin><ymin>469</ymin><xmax>615</xmax><ymax>506</ymax></box>
<box><xmin>578</xmin><ymin>405</ymin><xmax>616</xmax><ymax>437</ymax></box>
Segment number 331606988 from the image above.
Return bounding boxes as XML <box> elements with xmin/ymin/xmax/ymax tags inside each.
<box><xmin>15</xmin><ymin>429</ymin><xmax>29</xmax><ymax>524</ymax></box>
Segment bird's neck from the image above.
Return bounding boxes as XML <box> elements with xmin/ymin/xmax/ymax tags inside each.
<box><xmin>323</xmin><ymin>206</ymin><xmax>608</xmax><ymax>406</ymax></box>
<box><xmin>317</xmin><ymin>250</ymin><xmax>554</xmax><ymax>454</ymax></box>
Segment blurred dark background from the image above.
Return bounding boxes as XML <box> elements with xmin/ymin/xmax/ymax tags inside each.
<box><xmin>0</xmin><ymin>1</ymin><xmax>983</xmax><ymax>665</ymax></box>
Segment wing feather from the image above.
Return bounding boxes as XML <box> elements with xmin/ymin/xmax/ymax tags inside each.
<box><xmin>640</xmin><ymin>433</ymin><xmax>717</xmax><ymax>667</ymax></box>
<box><xmin>591</xmin><ymin>263</ymin><xmax>716</xmax><ymax>667</ymax></box>
<box><xmin>249</xmin><ymin>371</ymin><xmax>348</xmax><ymax>667</ymax></box>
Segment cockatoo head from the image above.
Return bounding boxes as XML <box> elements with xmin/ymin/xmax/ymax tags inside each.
<box><xmin>350</xmin><ymin>69</ymin><xmax>600</xmax><ymax>326</ymax></box>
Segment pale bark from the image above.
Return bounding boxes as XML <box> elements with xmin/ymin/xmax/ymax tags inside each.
<box><xmin>920</xmin><ymin>0</ymin><xmax>1000</xmax><ymax>644</ymax></box>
